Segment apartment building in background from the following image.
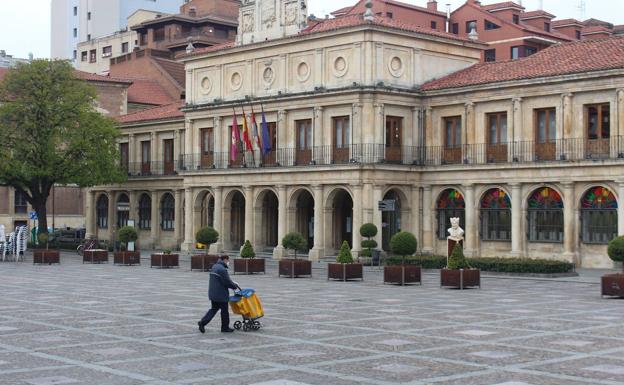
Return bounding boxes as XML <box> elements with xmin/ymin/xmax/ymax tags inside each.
<box><xmin>0</xmin><ymin>50</ymin><xmax>31</xmax><ymax>68</ymax></box>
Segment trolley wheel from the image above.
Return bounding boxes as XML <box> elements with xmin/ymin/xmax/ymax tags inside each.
<box><xmin>242</xmin><ymin>323</ymin><xmax>249</xmax><ymax>332</ymax></box>
<box><xmin>233</xmin><ymin>321</ymin><xmax>242</xmax><ymax>330</ymax></box>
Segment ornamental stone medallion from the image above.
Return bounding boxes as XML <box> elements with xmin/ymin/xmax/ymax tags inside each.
<box><xmin>261</xmin><ymin>0</ymin><xmax>277</xmax><ymax>29</ymax></box>
<box><xmin>231</xmin><ymin>72</ymin><xmax>243</xmax><ymax>90</ymax></box>
<box><xmin>284</xmin><ymin>1</ymin><xmax>297</xmax><ymax>25</ymax></box>
<box><xmin>263</xmin><ymin>66</ymin><xmax>275</xmax><ymax>86</ymax></box>
<box><xmin>200</xmin><ymin>77</ymin><xmax>212</xmax><ymax>94</ymax></box>
<box><xmin>389</xmin><ymin>56</ymin><xmax>404</xmax><ymax>78</ymax></box>
<box><xmin>297</xmin><ymin>61</ymin><xmax>310</xmax><ymax>82</ymax></box>
<box><xmin>333</xmin><ymin>56</ymin><xmax>348</xmax><ymax>77</ymax></box>
<box><xmin>242</xmin><ymin>12</ymin><xmax>254</xmax><ymax>32</ymax></box>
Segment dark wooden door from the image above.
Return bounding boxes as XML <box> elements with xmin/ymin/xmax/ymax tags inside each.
<box><xmin>385</xmin><ymin>116</ymin><xmax>402</xmax><ymax>163</ymax></box>
<box><xmin>535</xmin><ymin>108</ymin><xmax>556</xmax><ymax>161</ymax></box>
<box><xmin>119</xmin><ymin>142</ymin><xmax>129</xmax><ymax>172</ymax></box>
<box><xmin>487</xmin><ymin>112</ymin><xmax>508</xmax><ymax>163</ymax></box>
<box><xmin>296</xmin><ymin>119</ymin><xmax>312</xmax><ymax>165</ymax></box>
<box><xmin>586</xmin><ymin>104</ymin><xmax>610</xmax><ymax>158</ymax></box>
<box><xmin>163</xmin><ymin>139</ymin><xmax>174</xmax><ymax>175</ymax></box>
<box><xmin>443</xmin><ymin>116</ymin><xmax>462</xmax><ymax>164</ymax></box>
<box><xmin>332</xmin><ymin>116</ymin><xmax>350</xmax><ymax>164</ymax></box>
<box><xmin>262</xmin><ymin>122</ymin><xmax>277</xmax><ymax>166</ymax></box>
<box><xmin>141</xmin><ymin>140</ymin><xmax>151</xmax><ymax>175</ymax></box>
<box><xmin>201</xmin><ymin>128</ymin><xmax>214</xmax><ymax>168</ymax></box>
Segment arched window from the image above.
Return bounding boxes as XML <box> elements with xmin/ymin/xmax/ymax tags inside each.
<box><xmin>437</xmin><ymin>189</ymin><xmax>465</xmax><ymax>239</ymax></box>
<box><xmin>96</xmin><ymin>195</ymin><xmax>108</xmax><ymax>229</ymax></box>
<box><xmin>160</xmin><ymin>193</ymin><xmax>175</xmax><ymax>231</ymax></box>
<box><xmin>138</xmin><ymin>194</ymin><xmax>151</xmax><ymax>230</ymax></box>
<box><xmin>528</xmin><ymin>187</ymin><xmax>563</xmax><ymax>243</ymax></box>
<box><xmin>117</xmin><ymin>194</ymin><xmax>129</xmax><ymax>228</ymax></box>
<box><xmin>581</xmin><ymin>186</ymin><xmax>618</xmax><ymax>244</ymax></box>
<box><xmin>480</xmin><ymin>188</ymin><xmax>511</xmax><ymax>241</ymax></box>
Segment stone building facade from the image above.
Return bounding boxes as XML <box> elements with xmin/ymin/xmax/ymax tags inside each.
<box><xmin>87</xmin><ymin>1</ymin><xmax>624</xmax><ymax>269</ymax></box>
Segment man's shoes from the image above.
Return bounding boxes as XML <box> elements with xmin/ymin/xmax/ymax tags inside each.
<box><xmin>221</xmin><ymin>328</ymin><xmax>234</xmax><ymax>333</ymax></box>
<box><xmin>198</xmin><ymin>321</ymin><xmax>205</xmax><ymax>334</ymax></box>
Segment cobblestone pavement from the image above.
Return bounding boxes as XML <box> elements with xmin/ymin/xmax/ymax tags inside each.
<box><xmin>1</xmin><ymin>253</ymin><xmax>623</xmax><ymax>385</ymax></box>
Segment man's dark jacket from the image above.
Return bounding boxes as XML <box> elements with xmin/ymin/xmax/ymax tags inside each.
<box><xmin>209</xmin><ymin>260</ymin><xmax>238</xmax><ymax>302</ymax></box>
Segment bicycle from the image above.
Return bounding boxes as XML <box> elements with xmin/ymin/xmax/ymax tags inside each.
<box><xmin>77</xmin><ymin>238</ymin><xmax>98</xmax><ymax>256</ymax></box>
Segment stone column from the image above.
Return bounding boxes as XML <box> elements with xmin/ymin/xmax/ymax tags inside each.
<box><xmin>618</xmin><ymin>181</ymin><xmax>624</xmax><ymax>236</ymax></box>
<box><xmin>244</xmin><ymin>186</ymin><xmax>254</xmax><ymax>249</ymax></box>
<box><xmin>210</xmin><ymin>187</ymin><xmax>224</xmax><ymax>253</ymax></box>
<box><xmin>128</xmin><ymin>134</ymin><xmax>135</xmax><ymax>164</ymax></box>
<box><xmin>562</xmin><ymin>182</ymin><xmax>578</xmax><ymax>264</ymax></box>
<box><xmin>182</xmin><ymin>187</ymin><xmax>194</xmax><ymax>251</ymax></box>
<box><xmin>128</xmin><ymin>190</ymin><xmax>138</xmax><ymax>225</ymax></box>
<box><xmin>422</xmin><ymin>185</ymin><xmax>433</xmax><ymax>253</ymax></box>
<box><xmin>184</xmin><ymin>118</ymin><xmax>193</xmax><ymax>164</ymax></box>
<box><xmin>351</xmin><ymin>184</ymin><xmax>363</xmax><ymax>255</ymax></box>
<box><xmin>510</xmin><ymin>183</ymin><xmax>522</xmax><ymax>256</ymax></box>
<box><xmin>150</xmin><ymin>132</ymin><xmax>157</xmax><ymax>167</ymax></box>
<box><xmin>213</xmin><ymin>117</ymin><xmax>222</xmax><ymax>168</ymax></box>
<box><xmin>464</xmin><ymin>102</ymin><xmax>475</xmax><ymax>162</ymax></box>
<box><xmin>273</xmin><ymin>185</ymin><xmax>288</xmax><ymax>259</ymax></box>
<box><xmin>463</xmin><ymin>184</ymin><xmax>476</xmax><ymax>257</ymax></box>
<box><xmin>107</xmin><ymin>190</ymin><xmax>116</xmax><ymax>242</ymax></box>
<box><xmin>512</xmin><ymin>98</ymin><xmax>523</xmax><ymax>161</ymax></box>
<box><xmin>278</xmin><ymin>110</ymin><xmax>288</xmax><ymax>165</ymax></box>
<box><xmin>411</xmin><ymin>186</ymin><xmax>421</xmax><ymax>249</ymax></box>
<box><xmin>85</xmin><ymin>190</ymin><xmax>95</xmax><ymax>239</ymax></box>
<box><xmin>374</xmin><ymin>103</ymin><xmax>385</xmax><ymax>147</ymax></box>
<box><xmin>363</xmin><ymin>183</ymin><xmax>374</xmax><ymax>224</ymax></box>
<box><xmin>174</xmin><ymin>129</ymin><xmax>182</xmax><ymax>169</ymax></box>
<box><xmin>352</xmin><ymin>102</ymin><xmax>363</xmax><ymax>145</ymax></box>
<box><xmin>617</xmin><ymin>89</ymin><xmax>624</xmax><ymax>155</ymax></box>
<box><xmin>174</xmin><ymin>189</ymin><xmax>184</xmax><ymax>247</ymax></box>
<box><xmin>309</xmin><ymin>184</ymin><xmax>324</xmax><ymax>261</ymax></box>
<box><xmin>372</xmin><ymin>185</ymin><xmax>383</xmax><ymax>252</ymax></box>
<box><xmin>561</xmin><ymin>93</ymin><xmax>574</xmax><ymax>160</ymax></box>
<box><xmin>313</xmin><ymin>106</ymin><xmax>324</xmax><ymax>164</ymax></box>
<box><xmin>150</xmin><ymin>191</ymin><xmax>159</xmax><ymax>248</ymax></box>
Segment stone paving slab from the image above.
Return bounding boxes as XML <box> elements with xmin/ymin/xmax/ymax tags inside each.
<box><xmin>1</xmin><ymin>253</ymin><xmax>624</xmax><ymax>385</ymax></box>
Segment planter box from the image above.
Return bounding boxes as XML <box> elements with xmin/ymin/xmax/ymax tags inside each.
<box><xmin>114</xmin><ymin>251</ymin><xmax>141</xmax><ymax>266</ymax></box>
<box><xmin>33</xmin><ymin>249</ymin><xmax>60</xmax><ymax>265</ymax></box>
<box><xmin>151</xmin><ymin>253</ymin><xmax>179</xmax><ymax>269</ymax></box>
<box><xmin>440</xmin><ymin>268</ymin><xmax>480</xmax><ymax>289</ymax></box>
<box><xmin>384</xmin><ymin>265</ymin><xmax>422</xmax><ymax>285</ymax></box>
<box><xmin>234</xmin><ymin>258</ymin><xmax>266</xmax><ymax>274</ymax></box>
<box><xmin>601</xmin><ymin>273</ymin><xmax>624</xmax><ymax>298</ymax></box>
<box><xmin>191</xmin><ymin>254</ymin><xmax>220</xmax><ymax>271</ymax></box>
<box><xmin>327</xmin><ymin>263</ymin><xmax>363</xmax><ymax>281</ymax></box>
<box><xmin>278</xmin><ymin>259</ymin><xmax>312</xmax><ymax>278</ymax></box>
<box><xmin>83</xmin><ymin>249</ymin><xmax>108</xmax><ymax>264</ymax></box>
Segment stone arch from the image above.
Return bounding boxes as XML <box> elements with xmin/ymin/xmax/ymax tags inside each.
<box><xmin>381</xmin><ymin>187</ymin><xmax>409</xmax><ymax>251</ymax></box>
<box><xmin>579</xmin><ymin>185</ymin><xmax>618</xmax><ymax>244</ymax></box>
<box><xmin>288</xmin><ymin>187</ymin><xmax>315</xmax><ymax>250</ymax></box>
<box><xmin>325</xmin><ymin>186</ymin><xmax>354</xmax><ymax>250</ymax></box>
<box><xmin>435</xmin><ymin>188</ymin><xmax>465</xmax><ymax>241</ymax></box>
<box><xmin>223</xmin><ymin>189</ymin><xmax>245</xmax><ymax>250</ymax></box>
<box><xmin>254</xmin><ymin>188</ymin><xmax>279</xmax><ymax>250</ymax></box>
<box><xmin>116</xmin><ymin>192</ymin><xmax>130</xmax><ymax>228</ymax></box>
<box><xmin>194</xmin><ymin>189</ymin><xmax>215</xmax><ymax>230</ymax></box>
<box><xmin>522</xmin><ymin>183</ymin><xmax>564</xmax><ymax>211</ymax></box>
<box><xmin>479</xmin><ymin>187</ymin><xmax>512</xmax><ymax>242</ymax></box>
<box><xmin>526</xmin><ymin>186</ymin><xmax>564</xmax><ymax>243</ymax></box>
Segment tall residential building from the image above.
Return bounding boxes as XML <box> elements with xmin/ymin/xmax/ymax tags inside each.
<box><xmin>51</xmin><ymin>0</ymin><xmax>184</xmax><ymax>62</ymax></box>
<box><xmin>0</xmin><ymin>50</ymin><xmax>31</xmax><ymax>68</ymax></box>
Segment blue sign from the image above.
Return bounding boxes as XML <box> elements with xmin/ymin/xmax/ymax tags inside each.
<box><xmin>28</xmin><ymin>211</ymin><xmax>37</xmax><ymax>220</ymax></box>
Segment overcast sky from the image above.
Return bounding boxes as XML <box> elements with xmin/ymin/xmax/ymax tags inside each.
<box><xmin>0</xmin><ymin>0</ymin><xmax>622</xmax><ymax>59</ymax></box>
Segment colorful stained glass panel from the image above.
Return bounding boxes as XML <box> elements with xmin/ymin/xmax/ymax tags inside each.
<box><xmin>480</xmin><ymin>188</ymin><xmax>511</xmax><ymax>209</ymax></box>
<box><xmin>437</xmin><ymin>189</ymin><xmax>465</xmax><ymax>209</ymax></box>
<box><xmin>581</xmin><ymin>186</ymin><xmax>617</xmax><ymax>209</ymax></box>
<box><xmin>528</xmin><ymin>187</ymin><xmax>563</xmax><ymax>209</ymax></box>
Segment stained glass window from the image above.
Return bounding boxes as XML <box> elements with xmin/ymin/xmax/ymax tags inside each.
<box><xmin>96</xmin><ymin>195</ymin><xmax>108</xmax><ymax>229</ymax></box>
<box><xmin>528</xmin><ymin>187</ymin><xmax>563</xmax><ymax>242</ymax></box>
<box><xmin>481</xmin><ymin>188</ymin><xmax>511</xmax><ymax>241</ymax></box>
<box><xmin>139</xmin><ymin>194</ymin><xmax>151</xmax><ymax>230</ymax></box>
<box><xmin>581</xmin><ymin>186</ymin><xmax>617</xmax><ymax>244</ymax></box>
<box><xmin>437</xmin><ymin>189</ymin><xmax>465</xmax><ymax>239</ymax></box>
<box><xmin>160</xmin><ymin>193</ymin><xmax>175</xmax><ymax>231</ymax></box>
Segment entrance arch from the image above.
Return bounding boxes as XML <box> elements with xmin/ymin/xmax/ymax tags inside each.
<box><xmin>580</xmin><ymin>186</ymin><xmax>617</xmax><ymax>244</ymax></box>
<box><xmin>255</xmin><ymin>189</ymin><xmax>278</xmax><ymax>250</ymax></box>
<box><xmin>197</xmin><ymin>191</ymin><xmax>215</xmax><ymax>229</ymax></box>
<box><xmin>290</xmin><ymin>189</ymin><xmax>314</xmax><ymax>250</ymax></box>
<box><xmin>436</xmin><ymin>188</ymin><xmax>465</xmax><ymax>240</ymax></box>
<box><xmin>382</xmin><ymin>189</ymin><xmax>403</xmax><ymax>251</ymax></box>
<box><xmin>328</xmin><ymin>188</ymin><xmax>353</xmax><ymax>250</ymax></box>
<box><xmin>225</xmin><ymin>190</ymin><xmax>245</xmax><ymax>250</ymax></box>
<box><xmin>116</xmin><ymin>193</ymin><xmax>129</xmax><ymax>228</ymax></box>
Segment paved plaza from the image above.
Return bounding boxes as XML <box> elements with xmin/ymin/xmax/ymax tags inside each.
<box><xmin>0</xmin><ymin>254</ymin><xmax>623</xmax><ymax>385</ymax></box>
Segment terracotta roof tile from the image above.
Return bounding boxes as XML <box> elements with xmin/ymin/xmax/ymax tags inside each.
<box><xmin>331</xmin><ymin>6</ymin><xmax>353</xmax><ymax>16</ymax></box>
<box><xmin>482</xmin><ymin>1</ymin><xmax>524</xmax><ymax>11</ymax></box>
<box><xmin>177</xmin><ymin>41</ymin><xmax>235</xmax><ymax>58</ymax></box>
<box><xmin>117</xmin><ymin>102</ymin><xmax>184</xmax><ymax>124</ymax></box>
<box><xmin>351</xmin><ymin>0</ymin><xmax>446</xmax><ymax>17</ymax></box>
<box><xmin>74</xmin><ymin>70</ymin><xmax>133</xmax><ymax>84</ymax></box>
<box><xmin>151</xmin><ymin>57</ymin><xmax>185</xmax><ymax>88</ymax></box>
<box><xmin>127</xmin><ymin>79</ymin><xmax>177</xmax><ymax>105</ymax></box>
<box><xmin>582</xmin><ymin>25</ymin><xmax>613</xmax><ymax>35</ymax></box>
<box><xmin>520</xmin><ymin>10</ymin><xmax>555</xmax><ymax>19</ymax></box>
<box><xmin>421</xmin><ymin>35</ymin><xmax>624</xmax><ymax>91</ymax></box>
<box><xmin>552</xmin><ymin>18</ymin><xmax>583</xmax><ymax>27</ymax></box>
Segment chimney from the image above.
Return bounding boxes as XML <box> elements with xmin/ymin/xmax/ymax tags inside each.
<box><xmin>427</xmin><ymin>1</ymin><xmax>438</xmax><ymax>11</ymax></box>
<box><xmin>188</xmin><ymin>6</ymin><xmax>197</xmax><ymax>17</ymax></box>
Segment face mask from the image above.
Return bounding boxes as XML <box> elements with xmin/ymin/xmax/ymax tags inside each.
<box><xmin>225</xmin><ymin>261</ymin><xmax>230</xmax><ymax>267</ymax></box>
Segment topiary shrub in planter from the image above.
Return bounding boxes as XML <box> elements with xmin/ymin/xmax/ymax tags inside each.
<box><xmin>467</xmin><ymin>257</ymin><xmax>574</xmax><ymax>274</ymax></box>
<box><xmin>114</xmin><ymin>226</ymin><xmax>140</xmax><ymax>266</ymax></box>
<box><xmin>384</xmin><ymin>231</ymin><xmax>420</xmax><ymax>285</ymax></box>
<box><xmin>33</xmin><ymin>232</ymin><xmax>60</xmax><ymax>265</ymax></box>
<box><xmin>359</xmin><ymin>223</ymin><xmax>378</xmax><ymax>265</ymax></box>
<box><xmin>441</xmin><ymin>244</ymin><xmax>480</xmax><ymax>289</ymax></box>
<box><xmin>235</xmin><ymin>240</ymin><xmax>265</xmax><ymax>274</ymax></box>
<box><xmin>151</xmin><ymin>249</ymin><xmax>179</xmax><ymax>268</ymax></box>
<box><xmin>279</xmin><ymin>232</ymin><xmax>311</xmax><ymax>278</ymax></box>
<box><xmin>191</xmin><ymin>226</ymin><xmax>220</xmax><ymax>272</ymax></box>
<box><xmin>328</xmin><ymin>241</ymin><xmax>363</xmax><ymax>281</ymax></box>
<box><xmin>602</xmin><ymin>236</ymin><xmax>624</xmax><ymax>297</ymax></box>
<box><xmin>386</xmin><ymin>255</ymin><xmax>447</xmax><ymax>269</ymax></box>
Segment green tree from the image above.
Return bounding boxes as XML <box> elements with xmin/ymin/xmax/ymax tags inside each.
<box><xmin>282</xmin><ymin>232</ymin><xmax>306</xmax><ymax>259</ymax></box>
<box><xmin>389</xmin><ymin>231</ymin><xmax>417</xmax><ymax>265</ymax></box>
<box><xmin>336</xmin><ymin>240</ymin><xmax>354</xmax><ymax>264</ymax></box>
<box><xmin>607</xmin><ymin>236</ymin><xmax>624</xmax><ymax>273</ymax></box>
<box><xmin>240</xmin><ymin>240</ymin><xmax>256</xmax><ymax>258</ymax></box>
<box><xmin>0</xmin><ymin>60</ymin><xmax>126</xmax><ymax>236</ymax></box>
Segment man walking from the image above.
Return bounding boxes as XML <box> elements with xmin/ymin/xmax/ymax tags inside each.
<box><xmin>198</xmin><ymin>255</ymin><xmax>240</xmax><ymax>333</ymax></box>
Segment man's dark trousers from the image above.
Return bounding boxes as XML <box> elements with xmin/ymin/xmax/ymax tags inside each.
<box><xmin>200</xmin><ymin>301</ymin><xmax>229</xmax><ymax>330</ymax></box>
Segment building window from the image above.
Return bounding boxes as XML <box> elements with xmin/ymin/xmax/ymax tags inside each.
<box><xmin>544</xmin><ymin>22</ymin><xmax>550</xmax><ymax>32</ymax></box>
<box><xmin>443</xmin><ymin>116</ymin><xmax>462</xmax><ymax>164</ymax></box>
<box><xmin>81</xmin><ymin>51</ymin><xmax>87</xmax><ymax>62</ymax></box>
<box><xmin>153</xmin><ymin>27</ymin><xmax>165</xmax><ymax>42</ymax></box>
<box><xmin>535</xmin><ymin>108</ymin><xmax>556</xmax><ymax>160</ymax></box>
<box><xmin>121</xmin><ymin>42</ymin><xmax>129</xmax><ymax>53</ymax></box>
<box><xmin>87</xmin><ymin>12</ymin><xmax>91</xmax><ymax>20</ymax></box>
<box><xmin>89</xmin><ymin>49</ymin><xmax>96</xmax><ymax>63</ymax></box>
<box><xmin>527</xmin><ymin>187</ymin><xmax>563</xmax><ymax>243</ymax></box>
<box><xmin>586</xmin><ymin>104</ymin><xmax>610</xmax><ymax>140</ymax></box>
<box><xmin>487</xmin><ymin>112</ymin><xmax>507</xmax><ymax>145</ymax></box>
<box><xmin>14</xmin><ymin>190</ymin><xmax>28</xmax><ymax>214</ymax></box>
<box><xmin>116</xmin><ymin>194</ymin><xmax>129</xmax><ymax>228</ymax></box>
<box><xmin>87</xmin><ymin>34</ymin><xmax>91</xmax><ymax>41</ymax></box>
<box><xmin>431</xmin><ymin>21</ymin><xmax>437</xmax><ymax>29</ymax></box>
<box><xmin>386</xmin><ymin>12</ymin><xmax>393</xmax><ymax>18</ymax></box>
<box><xmin>102</xmin><ymin>45</ymin><xmax>112</xmax><ymax>57</ymax></box>
<box><xmin>332</xmin><ymin>116</ymin><xmax>350</xmax><ymax>163</ymax></box>
<box><xmin>296</xmin><ymin>119</ymin><xmax>312</xmax><ymax>165</ymax></box>
<box><xmin>576</xmin><ymin>30</ymin><xmax>582</xmax><ymax>39</ymax></box>
<box><xmin>73</xmin><ymin>50</ymin><xmax>77</xmax><ymax>60</ymax></box>
<box><xmin>513</xmin><ymin>14</ymin><xmax>520</xmax><ymax>24</ymax></box>
<box><xmin>484</xmin><ymin>20</ymin><xmax>500</xmax><ymax>30</ymax></box>
<box><xmin>437</xmin><ymin>189</ymin><xmax>465</xmax><ymax>240</ymax></box>
<box><xmin>484</xmin><ymin>49</ymin><xmax>496</xmax><ymax>62</ymax></box>
<box><xmin>202</xmin><ymin>128</ymin><xmax>214</xmax><ymax>155</ymax></box>
<box><xmin>138</xmin><ymin>194</ymin><xmax>152</xmax><ymax>230</ymax></box>
<box><xmin>160</xmin><ymin>193</ymin><xmax>175</xmax><ymax>231</ymax></box>
<box><xmin>96</xmin><ymin>195</ymin><xmax>108</xmax><ymax>229</ymax></box>
<box><xmin>511</xmin><ymin>46</ymin><xmax>537</xmax><ymax>60</ymax></box>
<box><xmin>452</xmin><ymin>23</ymin><xmax>459</xmax><ymax>34</ymax></box>
<box><xmin>73</xmin><ymin>28</ymin><xmax>77</xmax><ymax>38</ymax></box>
<box><xmin>581</xmin><ymin>186</ymin><xmax>618</xmax><ymax>244</ymax></box>
<box><xmin>119</xmin><ymin>142</ymin><xmax>129</xmax><ymax>171</ymax></box>
<box><xmin>480</xmin><ymin>188</ymin><xmax>511</xmax><ymax>241</ymax></box>
<box><xmin>73</xmin><ymin>6</ymin><xmax>77</xmax><ymax>16</ymax></box>
<box><xmin>466</xmin><ymin>20</ymin><xmax>477</xmax><ymax>33</ymax></box>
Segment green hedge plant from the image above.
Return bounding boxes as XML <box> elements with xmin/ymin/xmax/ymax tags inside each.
<box><xmin>447</xmin><ymin>244</ymin><xmax>470</xmax><ymax>269</ymax></box>
<box><xmin>386</xmin><ymin>255</ymin><xmax>447</xmax><ymax>268</ymax></box>
<box><xmin>336</xmin><ymin>241</ymin><xmax>354</xmax><ymax>263</ymax></box>
<box><xmin>240</xmin><ymin>240</ymin><xmax>256</xmax><ymax>258</ymax></box>
<box><xmin>389</xmin><ymin>231</ymin><xmax>417</xmax><ymax>265</ymax></box>
<box><xmin>282</xmin><ymin>232</ymin><xmax>306</xmax><ymax>259</ymax></box>
<box><xmin>359</xmin><ymin>223</ymin><xmax>378</xmax><ymax>258</ymax></box>
<box><xmin>468</xmin><ymin>257</ymin><xmax>574</xmax><ymax>274</ymax></box>
<box><xmin>607</xmin><ymin>236</ymin><xmax>624</xmax><ymax>272</ymax></box>
<box><xmin>196</xmin><ymin>226</ymin><xmax>219</xmax><ymax>251</ymax></box>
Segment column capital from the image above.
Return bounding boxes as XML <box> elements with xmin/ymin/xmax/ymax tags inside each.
<box><xmin>311</xmin><ymin>184</ymin><xmax>323</xmax><ymax>191</ymax></box>
<box><xmin>278</xmin><ymin>109</ymin><xmax>288</xmax><ymax>116</ymax></box>
<box><xmin>512</xmin><ymin>97</ymin><xmax>523</xmax><ymax>104</ymax></box>
<box><xmin>509</xmin><ymin>182</ymin><xmax>522</xmax><ymax>188</ymax></box>
<box><xmin>561</xmin><ymin>182</ymin><xmax>575</xmax><ymax>190</ymax></box>
<box><xmin>314</xmin><ymin>106</ymin><xmax>324</xmax><ymax>113</ymax></box>
<box><xmin>425</xmin><ymin>106</ymin><xmax>433</xmax><ymax>113</ymax></box>
<box><xmin>412</xmin><ymin>106</ymin><xmax>421</xmax><ymax>112</ymax></box>
<box><xmin>562</xmin><ymin>92</ymin><xmax>574</xmax><ymax>100</ymax></box>
<box><xmin>617</xmin><ymin>88</ymin><xmax>624</xmax><ymax>95</ymax></box>
<box><xmin>374</xmin><ymin>102</ymin><xmax>384</xmax><ymax>109</ymax></box>
<box><xmin>277</xmin><ymin>185</ymin><xmax>287</xmax><ymax>192</ymax></box>
<box><xmin>464</xmin><ymin>102</ymin><xmax>475</xmax><ymax>109</ymax></box>
<box><xmin>462</xmin><ymin>183</ymin><xmax>474</xmax><ymax>189</ymax></box>
<box><xmin>352</xmin><ymin>102</ymin><xmax>362</xmax><ymax>109</ymax></box>
<box><xmin>350</xmin><ymin>183</ymin><xmax>363</xmax><ymax>190</ymax></box>
<box><xmin>213</xmin><ymin>186</ymin><xmax>223</xmax><ymax>193</ymax></box>
<box><xmin>422</xmin><ymin>184</ymin><xmax>432</xmax><ymax>192</ymax></box>
<box><xmin>214</xmin><ymin>116</ymin><xmax>222</xmax><ymax>124</ymax></box>
<box><xmin>184</xmin><ymin>187</ymin><xmax>192</xmax><ymax>193</ymax></box>
<box><xmin>128</xmin><ymin>133</ymin><xmax>135</xmax><ymax>138</ymax></box>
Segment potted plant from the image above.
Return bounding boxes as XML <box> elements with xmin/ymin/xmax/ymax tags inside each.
<box><xmin>602</xmin><ymin>236</ymin><xmax>624</xmax><ymax>297</ymax></box>
<box><xmin>440</xmin><ymin>244</ymin><xmax>480</xmax><ymax>289</ymax></box>
<box><xmin>151</xmin><ymin>247</ymin><xmax>179</xmax><ymax>268</ymax></box>
<box><xmin>235</xmin><ymin>240</ymin><xmax>266</xmax><ymax>274</ymax></box>
<box><xmin>279</xmin><ymin>232</ymin><xmax>312</xmax><ymax>278</ymax></box>
<box><xmin>359</xmin><ymin>223</ymin><xmax>378</xmax><ymax>266</ymax></box>
<box><xmin>384</xmin><ymin>231</ymin><xmax>420</xmax><ymax>285</ymax></box>
<box><xmin>113</xmin><ymin>226</ymin><xmax>138</xmax><ymax>265</ymax></box>
<box><xmin>33</xmin><ymin>232</ymin><xmax>60</xmax><ymax>265</ymax></box>
<box><xmin>191</xmin><ymin>226</ymin><xmax>220</xmax><ymax>271</ymax></box>
<box><xmin>328</xmin><ymin>240</ymin><xmax>363</xmax><ymax>281</ymax></box>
